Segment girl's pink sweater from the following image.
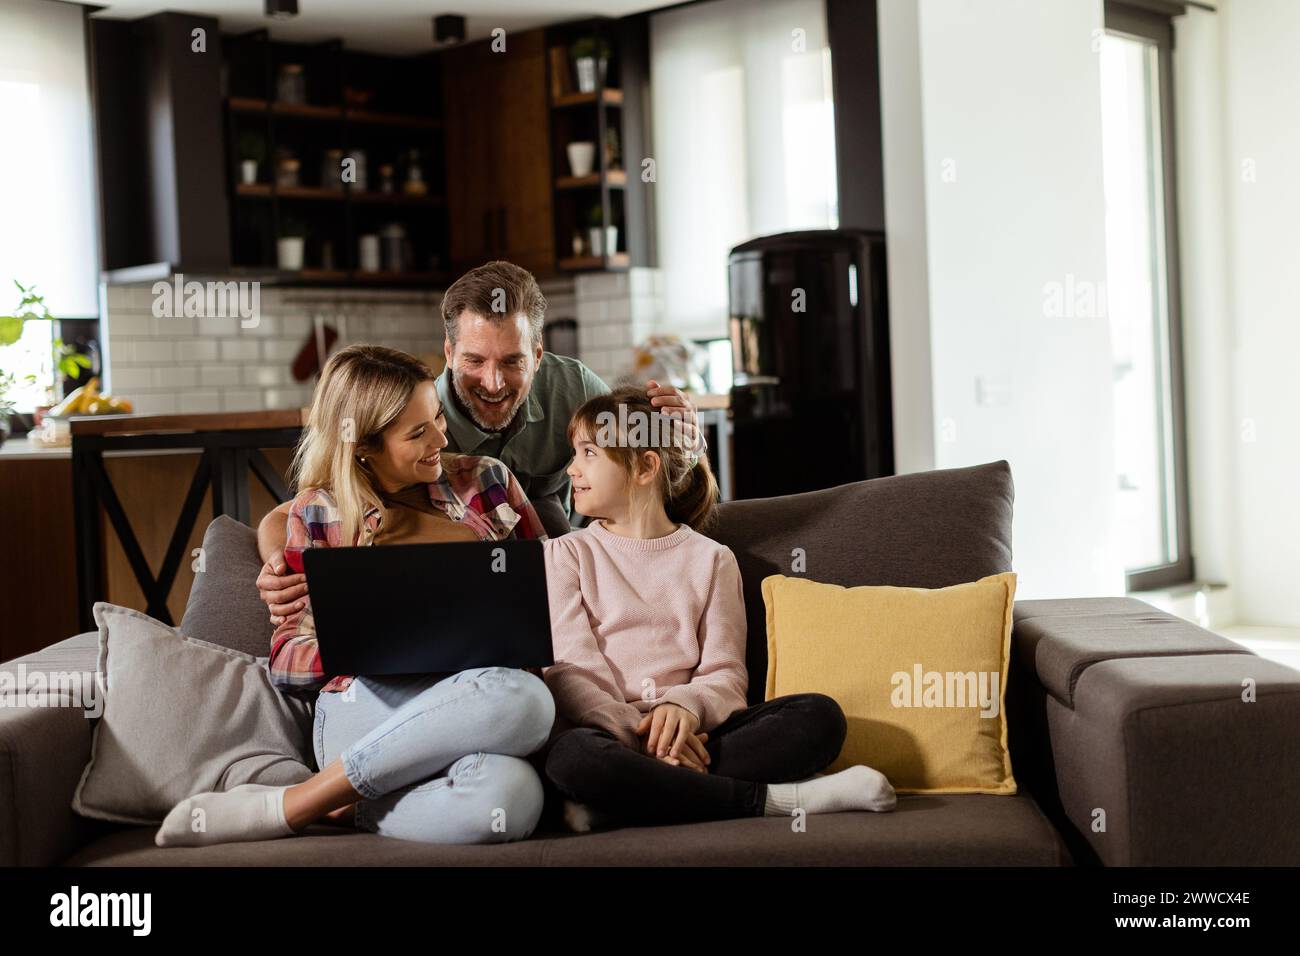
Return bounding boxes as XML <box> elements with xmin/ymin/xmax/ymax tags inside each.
<box><xmin>542</xmin><ymin>518</ymin><xmax>749</xmax><ymax>749</ymax></box>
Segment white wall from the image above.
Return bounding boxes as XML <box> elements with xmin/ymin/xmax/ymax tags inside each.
<box><xmin>1216</xmin><ymin>0</ymin><xmax>1300</xmax><ymax>625</ymax></box>
<box><xmin>879</xmin><ymin>0</ymin><xmax>1124</xmax><ymax>599</ymax></box>
<box><xmin>878</xmin><ymin>0</ymin><xmax>936</xmax><ymax>475</ymax></box>
<box><xmin>1173</xmin><ymin>7</ymin><xmax>1237</xmax><ymax>602</ymax></box>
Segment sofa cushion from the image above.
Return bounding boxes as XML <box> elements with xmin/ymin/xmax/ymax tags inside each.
<box><xmin>181</xmin><ymin>515</ymin><xmax>277</xmax><ymax>658</ymax></box>
<box><xmin>71</xmin><ymin>603</ymin><xmax>314</xmax><ymax>826</ymax></box>
<box><xmin>763</xmin><ymin>571</ymin><xmax>1018</xmax><ymax>794</ymax></box>
<box><xmin>709</xmin><ymin>460</ymin><xmax>1014</xmax><ymax>706</ymax></box>
<box><xmin>1013</xmin><ymin>597</ymin><xmax>1254</xmax><ymax>706</ymax></box>
<box><xmin>62</xmin><ymin>793</ymin><xmax>1068</xmax><ymax>866</ymax></box>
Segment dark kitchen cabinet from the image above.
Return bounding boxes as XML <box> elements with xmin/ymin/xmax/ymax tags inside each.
<box><xmin>441</xmin><ymin>29</ymin><xmax>555</xmax><ymax>277</ymax></box>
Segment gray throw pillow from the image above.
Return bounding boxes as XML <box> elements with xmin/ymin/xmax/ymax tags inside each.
<box><xmin>71</xmin><ymin>602</ymin><xmax>314</xmax><ymax>826</ymax></box>
<box><xmin>181</xmin><ymin>515</ymin><xmax>277</xmax><ymax>658</ymax></box>
<box><xmin>708</xmin><ymin>459</ymin><xmax>1015</xmax><ymax>707</ymax></box>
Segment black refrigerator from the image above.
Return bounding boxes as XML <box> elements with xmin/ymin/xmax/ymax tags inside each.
<box><xmin>726</xmin><ymin>229</ymin><xmax>892</xmax><ymax>500</ymax></box>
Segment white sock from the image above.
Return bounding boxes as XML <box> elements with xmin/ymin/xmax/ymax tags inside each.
<box><xmin>155</xmin><ymin>784</ymin><xmax>296</xmax><ymax>847</ymax></box>
<box><xmin>763</xmin><ymin>765</ymin><xmax>897</xmax><ymax>817</ymax></box>
<box><xmin>562</xmin><ymin>799</ymin><xmax>618</xmax><ymax>833</ymax></box>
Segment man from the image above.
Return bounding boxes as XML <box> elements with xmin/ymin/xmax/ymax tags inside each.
<box><xmin>255</xmin><ymin>259</ymin><xmax>699</xmax><ymax>622</ymax></box>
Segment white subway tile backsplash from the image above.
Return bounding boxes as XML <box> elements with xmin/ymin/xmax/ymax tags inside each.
<box><xmin>177</xmin><ymin>390</ymin><xmax>221</xmax><ymax>414</ymax></box>
<box><xmin>243</xmin><ymin>365</ymin><xmax>282</xmax><ymax>387</ymax></box>
<box><xmin>104</xmin><ymin>277</ymin><xmax>576</xmax><ymax>423</ymax></box>
<box><xmin>109</xmin><ymin>313</ymin><xmax>152</xmax><ymax>337</ymax></box>
<box><xmin>260</xmin><ymin>339</ymin><xmax>300</xmax><ymax>362</ymax></box>
<box><xmin>156</xmin><ymin>365</ymin><xmax>200</xmax><ymax>388</ymax></box>
<box><xmin>629</xmin><ymin>268</ymin><xmax>655</xmax><ymax>296</ymax></box>
<box><xmin>222</xmin><ymin>388</ymin><xmax>265</xmax><ymax>411</ymax></box>
<box><xmin>263</xmin><ymin>387</ymin><xmax>312</xmax><ymax>410</ymax></box>
<box><xmin>199</xmin><ymin>365</ymin><xmax>243</xmax><ymax>387</ymax></box>
<box><xmin>281</xmin><ymin>314</ymin><xmax>312</xmax><ymax>337</ymax></box>
<box><xmin>152</xmin><ymin>315</ymin><xmax>197</xmax><ymax>337</ymax></box>
<box><xmin>576</xmin><ymin>298</ymin><xmax>606</xmax><ymax>325</ymax></box>
<box><xmin>605</xmin><ymin>297</ymin><xmax>631</xmax><ymax>322</ymax></box>
<box><xmin>109</xmin><ymin>366</ymin><xmax>154</xmax><ymax>391</ymax></box>
<box><xmin>176</xmin><ymin>340</ymin><xmax>219</xmax><ymax>363</ymax></box>
<box><xmin>133</xmin><ymin>340</ymin><xmax>175</xmax><ymax>363</ymax></box>
<box><xmin>220</xmin><ymin>339</ymin><xmax>259</xmax><ymax>361</ymax></box>
<box><xmin>129</xmin><ymin>393</ymin><xmax>177</xmax><ymax>415</ymax></box>
<box><xmin>198</xmin><ymin>315</ymin><xmax>244</xmax><ymax>339</ymax></box>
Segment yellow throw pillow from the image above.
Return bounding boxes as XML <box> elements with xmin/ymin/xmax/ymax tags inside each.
<box><xmin>762</xmin><ymin>572</ymin><xmax>1017</xmax><ymax>794</ymax></box>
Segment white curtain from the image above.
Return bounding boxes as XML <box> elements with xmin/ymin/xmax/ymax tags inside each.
<box><xmin>650</xmin><ymin>0</ymin><xmax>838</xmax><ymax>339</ymax></box>
<box><xmin>0</xmin><ymin>0</ymin><xmax>100</xmax><ymax>318</ymax></box>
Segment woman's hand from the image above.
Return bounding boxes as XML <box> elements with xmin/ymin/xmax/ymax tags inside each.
<box><xmin>257</xmin><ymin>549</ymin><xmax>309</xmax><ymax>626</ymax></box>
<box><xmin>635</xmin><ymin>704</ymin><xmax>710</xmax><ymax>771</ymax></box>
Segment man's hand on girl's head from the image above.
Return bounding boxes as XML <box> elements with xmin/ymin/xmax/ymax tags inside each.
<box><xmin>645</xmin><ymin>380</ymin><xmax>705</xmax><ymax>465</ymax></box>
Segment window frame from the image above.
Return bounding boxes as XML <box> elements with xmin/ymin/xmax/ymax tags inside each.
<box><xmin>1104</xmin><ymin>0</ymin><xmax>1194</xmax><ymax>591</ymax></box>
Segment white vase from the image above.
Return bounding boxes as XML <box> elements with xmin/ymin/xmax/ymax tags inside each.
<box><xmin>605</xmin><ymin>226</ymin><xmax>618</xmax><ymax>255</ymax></box>
<box><xmin>240</xmin><ymin>159</ymin><xmax>259</xmax><ymax>184</ymax></box>
<box><xmin>587</xmin><ymin>227</ymin><xmax>604</xmax><ymax>257</ymax></box>
<box><xmin>358</xmin><ymin>234</ymin><xmax>381</xmax><ymax>272</ymax></box>
<box><xmin>566</xmin><ymin>142</ymin><xmax>595</xmax><ymax>178</ymax></box>
<box><xmin>277</xmin><ymin>237</ymin><xmax>304</xmax><ymax>271</ymax></box>
<box><xmin>574</xmin><ymin>57</ymin><xmax>596</xmax><ymax>93</ymax></box>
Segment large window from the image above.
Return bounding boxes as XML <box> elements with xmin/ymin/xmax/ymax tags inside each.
<box><xmin>0</xmin><ymin>0</ymin><xmax>100</xmax><ymax>412</ymax></box>
<box><xmin>650</xmin><ymin>0</ymin><xmax>838</xmax><ymax>340</ymax></box>
<box><xmin>1100</xmin><ymin>1</ymin><xmax>1192</xmax><ymax>590</ymax></box>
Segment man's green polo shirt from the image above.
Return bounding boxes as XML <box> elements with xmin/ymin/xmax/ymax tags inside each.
<box><xmin>435</xmin><ymin>351</ymin><xmax>610</xmax><ymax>515</ymax></box>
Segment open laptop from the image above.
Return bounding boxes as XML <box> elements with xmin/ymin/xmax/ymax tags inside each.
<box><xmin>302</xmin><ymin>540</ymin><xmax>554</xmax><ymax>676</ymax></box>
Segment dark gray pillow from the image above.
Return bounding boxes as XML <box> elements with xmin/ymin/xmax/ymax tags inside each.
<box><xmin>707</xmin><ymin>460</ymin><xmax>1015</xmax><ymax>705</ymax></box>
<box><xmin>181</xmin><ymin>515</ymin><xmax>277</xmax><ymax>659</ymax></box>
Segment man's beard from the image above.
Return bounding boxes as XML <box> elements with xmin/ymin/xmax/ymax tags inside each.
<box><xmin>451</xmin><ymin>371</ymin><xmax>528</xmax><ymax>432</ymax></box>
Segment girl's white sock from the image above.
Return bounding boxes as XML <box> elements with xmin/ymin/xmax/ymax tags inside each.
<box><xmin>763</xmin><ymin>765</ymin><xmax>897</xmax><ymax>817</ymax></box>
<box><xmin>155</xmin><ymin>784</ymin><xmax>296</xmax><ymax>847</ymax></box>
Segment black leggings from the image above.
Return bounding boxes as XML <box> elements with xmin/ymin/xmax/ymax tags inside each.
<box><xmin>542</xmin><ymin>693</ymin><xmax>847</xmax><ymax>827</ymax></box>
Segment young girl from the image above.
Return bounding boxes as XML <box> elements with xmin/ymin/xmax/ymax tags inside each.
<box><xmin>155</xmin><ymin>345</ymin><xmax>555</xmax><ymax>847</ymax></box>
<box><xmin>542</xmin><ymin>385</ymin><xmax>897</xmax><ymax>829</ymax></box>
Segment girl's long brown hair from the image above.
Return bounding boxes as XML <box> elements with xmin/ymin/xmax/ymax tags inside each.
<box><xmin>566</xmin><ymin>385</ymin><xmax>719</xmax><ymax>533</ymax></box>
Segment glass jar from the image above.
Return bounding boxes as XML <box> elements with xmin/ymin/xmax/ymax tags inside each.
<box><xmin>276</xmin><ymin>157</ymin><xmax>300</xmax><ymax>189</ymax></box>
<box><xmin>277</xmin><ymin>64</ymin><xmax>306</xmax><ymax>105</ymax></box>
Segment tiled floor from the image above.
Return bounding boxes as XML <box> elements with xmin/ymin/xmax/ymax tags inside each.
<box><xmin>1216</xmin><ymin>625</ymin><xmax>1300</xmax><ymax>672</ymax></box>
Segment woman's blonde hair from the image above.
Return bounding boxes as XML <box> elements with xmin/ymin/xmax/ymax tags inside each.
<box><xmin>290</xmin><ymin>344</ymin><xmax>436</xmax><ymax>544</ymax></box>
<box><xmin>566</xmin><ymin>385</ymin><xmax>719</xmax><ymax>533</ymax></box>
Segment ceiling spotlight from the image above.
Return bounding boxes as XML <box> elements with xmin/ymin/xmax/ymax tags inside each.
<box><xmin>433</xmin><ymin>14</ymin><xmax>466</xmax><ymax>46</ymax></box>
<box><xmin>265</xmin><ymin>0</ymin><xmax>299</xmax><ymax>19</ymax></box>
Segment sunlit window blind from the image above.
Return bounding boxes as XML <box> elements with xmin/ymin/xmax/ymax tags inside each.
<box><xmin>0</xmin><ymin>0</ymin><xmax>99</xmax><ymax>411</ymax></box>
<box><xmin>650</xmin><ymin>0</ymin><xmax>838</xmax><ymax>340</ymax></box>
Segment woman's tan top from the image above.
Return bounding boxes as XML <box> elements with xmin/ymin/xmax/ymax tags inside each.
<box><xmin>373</xmin><ymin>481</ymin><xmax>482</xmax><ymax>546</ymax></box>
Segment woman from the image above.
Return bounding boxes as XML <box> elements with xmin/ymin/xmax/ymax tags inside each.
<box><xmin>155</xmin><ymin>345</ymin><xmax>554</xmax><ymax>847</ymax></box>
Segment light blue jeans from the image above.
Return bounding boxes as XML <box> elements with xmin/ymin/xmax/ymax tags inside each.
<box><xmin>312</xmin><ymin>667</ymin><xmax>554</xmax><ymax>844</ymax></box>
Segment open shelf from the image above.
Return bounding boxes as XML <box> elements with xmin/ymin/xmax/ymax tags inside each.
<box><xmin>223</xmin><ymin>32</ymin><xmax>448</xmax><ymax>284</ymax></box>
<box><xmin>556</xmin><ymin>170</ymin><xmax>627</xmax><ymax>190</ymax></box>
<box><xmin>553</xmin><ymin>88</ymin><xmax>623</xmax><ymax>108</ymax></box>
<box><xmin>227</xmin><ymin>97</ymin><xmax>441</xmax><ymax>130</ymax></box>
<box><xmin>559</xmin><ymin>253</ymin><xmax>629</xmax><ymax>271</ymax></box>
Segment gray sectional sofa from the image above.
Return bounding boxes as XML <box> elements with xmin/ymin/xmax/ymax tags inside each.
<box><xmin>3</xmin><ymin>460</ymin><xmax>1297</xmax><ymax>866</ymax></box>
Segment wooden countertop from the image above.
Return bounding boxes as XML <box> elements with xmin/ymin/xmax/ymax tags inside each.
<box><xmin>68</xmin><ymin>408</ymin><xmax>310</xmax><ymax>437</ymax></box>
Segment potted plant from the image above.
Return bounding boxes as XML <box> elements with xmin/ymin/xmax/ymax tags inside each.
<box><xmin>0</xmin><ymin>281</ymin><xmax>91</xmax><ymax>447</ymax></box>
<box><xmin>238</xmin><ymin>130</ymin><xmax>267</xmax><ymax>185</ymax></box>
<box><xmin>571</xmin><ymin>36</ymin><xmax>611</xmax><ymax>94</ymax></box>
